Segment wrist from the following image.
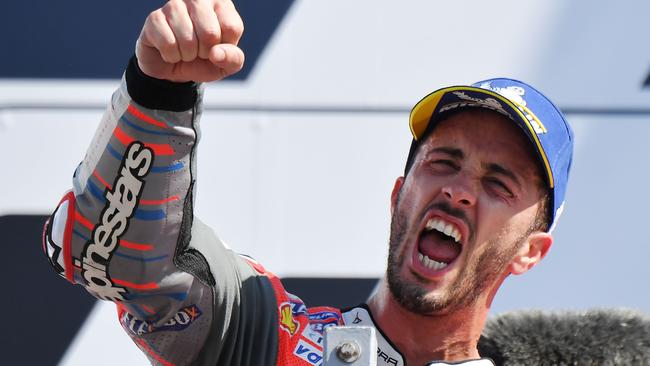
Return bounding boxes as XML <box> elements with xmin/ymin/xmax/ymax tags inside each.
<box><xmin>125</xmin><ymin>56</ymin><xmax>199</xmax><ymax>111</ymax></box>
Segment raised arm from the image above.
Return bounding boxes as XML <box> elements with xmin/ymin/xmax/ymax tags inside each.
<box><xmin>41</xmin><ymin>2</ymin><xmax>285</xmax><ymax>365</ymax></box>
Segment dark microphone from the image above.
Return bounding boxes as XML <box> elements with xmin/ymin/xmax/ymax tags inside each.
<box><xmin>477</xmin><ymin>308</ymin><xmax>650</xmax><ymax>365</ymax></box>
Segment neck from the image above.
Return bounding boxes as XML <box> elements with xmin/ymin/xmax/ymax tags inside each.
<box><xmin>366</xmin><ymin>279</ymin><xmax>489</xmax><ymax>365</ymax></box>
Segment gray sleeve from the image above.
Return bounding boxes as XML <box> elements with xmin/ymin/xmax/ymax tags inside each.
<box><xmin>42</xmin><ymin>57</ymin><xmax>279</xmax><ymax>366</ymax></box>
<box><xmin>188</xmin><ymin>219</ymin><xmax>279</xmax><ymax>366</ymax></box>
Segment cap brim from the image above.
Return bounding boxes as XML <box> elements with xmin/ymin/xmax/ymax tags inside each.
<box><xmin>409</xmin><ymin>86</ymin><xmax>554</xmax><ymax>189</ymax></box>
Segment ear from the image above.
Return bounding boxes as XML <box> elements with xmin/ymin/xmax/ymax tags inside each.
<box><xmin>390</xmin><ymin>177</ymin><xmax>405</xmax><ymax>216</ymax></box>
<box><xmin>509</xmin><ymin>231</ymin><xmax>553</xmax><ymax>275</ymax></box>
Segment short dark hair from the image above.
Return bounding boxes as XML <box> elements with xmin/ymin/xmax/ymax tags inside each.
<box><xmin>531</xmin><ymin>191</ymin><xmax>550</xmax><ymax>232</ymax></box>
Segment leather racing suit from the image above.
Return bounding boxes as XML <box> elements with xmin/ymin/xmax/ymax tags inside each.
<box><xmin>42</xmin><ymin>57</ymin><xmax>494</xmax><ymax>366</ymax></box>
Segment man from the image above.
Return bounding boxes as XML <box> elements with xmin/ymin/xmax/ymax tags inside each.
<box><xmin>42</xmin><ymin>0</ymin><xmax>573</xmax><ymax>365</ymax></box>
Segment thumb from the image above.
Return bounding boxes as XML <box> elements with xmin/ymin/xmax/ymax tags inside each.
<box><xmin>208</xmin><ymin>43</ymin><xmax>245</xmax><ymax>77</ymax></box>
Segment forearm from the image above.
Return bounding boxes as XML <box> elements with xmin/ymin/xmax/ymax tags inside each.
<box><xmin>40</xmin><ymin>2</ymin><xmax>275</xmax><ymax>364</ymax></box>
<box><xmin>43</xmin><ymin>56</ymin><xmax>282</xmax><ymax>366</ymax></box>
<box><xmin>45</xmin><ymin>56</ymin><xmax>202</xmax><ymax>307</ymax></box>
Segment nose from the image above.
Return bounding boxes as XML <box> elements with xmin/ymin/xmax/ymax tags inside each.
<box><xmin>441</xmin><ymin>175</ymin><xmax>477</xmax><ymax>207</ymax></box>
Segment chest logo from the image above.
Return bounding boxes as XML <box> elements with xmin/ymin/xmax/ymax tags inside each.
<box><xmin>279</xmin><ymin>302</ymin><xmax>300</xmax><ymax>335</ymax></box>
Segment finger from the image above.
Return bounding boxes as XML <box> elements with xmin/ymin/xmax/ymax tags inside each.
<box><xmin>136</xmin><ymin>40</ymin><xmax>174</xmax><ymax>80</ymax></box>
<box><xmin>141</xmin><ymin>9</ymin><xmax>181</xmax><ymax>64</ymax></box>
<box><xmin>187</xmin><ymin>0</ymin><xmax>222</xmax><ymax>59</ymax></box>
<box><xmin>163</xmin><ymin>0</ymin><xmax>198</xmax><ymax>62</ymax></box>
<box><xmin>214</xmin><ymin>0</ymin><xmax>244</xmax><ymax>45</ymax></box>
<box><xmin>208</xmin><ymin>43</ymin><xmax>245</xmax><ymax>76</ymax></box>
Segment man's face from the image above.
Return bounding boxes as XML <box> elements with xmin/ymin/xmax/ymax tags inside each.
<box><xmin>387</xmin><ymin>109</ymin><xmax>548</xmax><ymax>315</ymax></box>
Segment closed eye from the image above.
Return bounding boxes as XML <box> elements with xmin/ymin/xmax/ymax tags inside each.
<box><xmin>484</xmin><ymin>177</ymin><xmax>514</xmax><ymax>198</ymax></box>
<box><xmin>430</xmin><ymin>159</ymin><xmax>459</xmax><ymax>171</ymax></box>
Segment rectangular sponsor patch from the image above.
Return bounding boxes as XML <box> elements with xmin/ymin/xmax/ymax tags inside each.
<box><xmin>122</xmin><ymin>304</ymin><xmax>202</xmax><ymax>335</ymax></box>
<box><xmin>293</xmin><ymin>339</ymin><xmax>323</xmax><ymax>366</ymax></box>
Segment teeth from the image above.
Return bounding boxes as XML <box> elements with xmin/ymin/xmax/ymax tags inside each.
<box><xmin>443</xmin><ymin>223</ymin><xmax>453</xmax><ymax>236</ymax></box>
<box><xmin>418</xmin><ymin>253</ymin><xmax>449</xmax><ymax>271</ymax></box>
<box><xmin>425</xmin><ymin>218</ymin><xmax>462</xmax><ymax>243</ymax></box>
<box><xmin>451</xmin><ymin>227</ymin><xmax>461</xmax><ymax>243</ymax></box>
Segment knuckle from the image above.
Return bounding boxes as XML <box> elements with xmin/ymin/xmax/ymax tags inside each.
<box><xmin>164</xmin><ymin>0</ymin><xmax>184</xmax><ymax>13</ymax></box>
<box><xmin>198</xmin><ymin>26</ymin><xmax>220</xmax><ymax>43</ymax></box>
<box><xmin>221</xmin><ymin>20</ymin><xmax>243</xmax><ymax>38</ymax></box>
<box><xmin>212</xmin><ymin>0</ymin><xmax>226</xmax><ymax>12</ymax></box>
<box><xmin>148</xmin><ymin>10</ymin><xmax>167</xmax><ymax>25</ymax></box>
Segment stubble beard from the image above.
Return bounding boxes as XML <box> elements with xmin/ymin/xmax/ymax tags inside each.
<box><xmin>386</xmin><ymin>200</ymin><xmax>521</xmax><ymax>316</ymax></box>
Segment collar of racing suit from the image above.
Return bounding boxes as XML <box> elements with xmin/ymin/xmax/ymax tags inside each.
<box><xmin>341</xmin><ymin>304</ymin><xmax>494</xmax><ymax>366</ymax></box>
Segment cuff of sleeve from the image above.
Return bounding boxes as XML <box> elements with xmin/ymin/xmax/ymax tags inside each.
<box><xmin>125</xmin><ymin>56</ymin><xmax>199</xmax><ymax>112</ymax></box>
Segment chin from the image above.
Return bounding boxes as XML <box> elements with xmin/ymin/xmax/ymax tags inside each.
<box><xmin>387</xmin><ymin>266</ymin><xmax>454</xmax><ymax>315</ymax></box>
<box><xmin>386</xmin><ymin>203</ymin><xmax>475</xmax><ymax>315</ymax></box>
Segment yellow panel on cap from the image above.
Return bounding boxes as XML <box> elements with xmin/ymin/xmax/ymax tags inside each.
<box><xmin>409</xmin><ymin>90</ymin><xmax>445</xmax><ymax>140</ymax></box>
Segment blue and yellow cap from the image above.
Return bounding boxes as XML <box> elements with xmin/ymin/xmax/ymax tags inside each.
<box><xmin>408</xmin><ymin>78</ymin><xmax>574</xmax><ymax>232</ymax></box>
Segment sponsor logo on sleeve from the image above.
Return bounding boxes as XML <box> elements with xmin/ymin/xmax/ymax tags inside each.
<box><xmin>308</xmin><ymin>310</ymin><xmax>340</xmax><ymax>323</ymax></box>
<box><xmin>279</xmin><ymin>302</ymin><xmax>300</xmax><ymax>335</ymax></box>
<box><xmin>121</xmin><ymin>305</ymin><xmax>202</xmax><ymax>335</ymax></box>
<box><xmin>301</xmin><ymin>326</ymin><xmax>324</xmax><ymax>348</ymax></box>
<box><xmin>81</xmin><ymin>141</ymin><xmax>154</xmax><ymax>301</ymax></box>
<box><xmin>309</xmin><ymin>321</ymin><xmax>337</xmax><ymax>333</ymax></box>
<box><xmin>293</xmin><ymin>339</ymin><xmax>323</xmax><ymax>366</ymax></box>
<box><xmin>288</xmin><ymin>293</ymin><xmax>307</xmax><ymax>316</ymax></box>
<box><xmin>308</xmin><ymin>309</ymin><xmax>341</xmax><ymax>333</ymax></box>
<box><xmin>309</xmin><ymin>323</ymin><xmax>336</xmax><ymax>333</ymax></box>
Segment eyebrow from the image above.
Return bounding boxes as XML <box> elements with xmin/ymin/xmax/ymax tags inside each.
<box><xmin>426</xmin><ymin>146</ymin><xmax>464</xmax><ymax>160</ymax></box>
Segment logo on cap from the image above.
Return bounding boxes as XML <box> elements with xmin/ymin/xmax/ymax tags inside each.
<box><xmin>478</xmin><ymin>82</ymin><xmax>547</xmax><ymax>135</ymax></box>
<box><xmin>443</xmin><ymin>91</ymin><xmax>510</xmax><ymax>116</ymax></box>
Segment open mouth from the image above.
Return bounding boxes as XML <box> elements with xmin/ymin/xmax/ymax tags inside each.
<box><xmin>415</xmin><ymin>217</ymin><xmax>463</xmax><ymax>272</ymax></box>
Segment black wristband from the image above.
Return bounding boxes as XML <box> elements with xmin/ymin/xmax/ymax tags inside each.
<box><xmin>125</xmin><ymin>56</ymin><xmax>199</xmax><ymax>112</ymax></box>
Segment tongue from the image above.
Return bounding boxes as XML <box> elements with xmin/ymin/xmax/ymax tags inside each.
<box><xmin>419</xmin><ymin>231</ymin><xmax>461</xmax><ymax>263</ymax></box>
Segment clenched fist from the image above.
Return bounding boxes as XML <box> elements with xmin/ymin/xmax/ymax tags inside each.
<box><xmin>136</xmin><ymin>0</ymin><xmax>245</xmax><ymax>83</ymax></box>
